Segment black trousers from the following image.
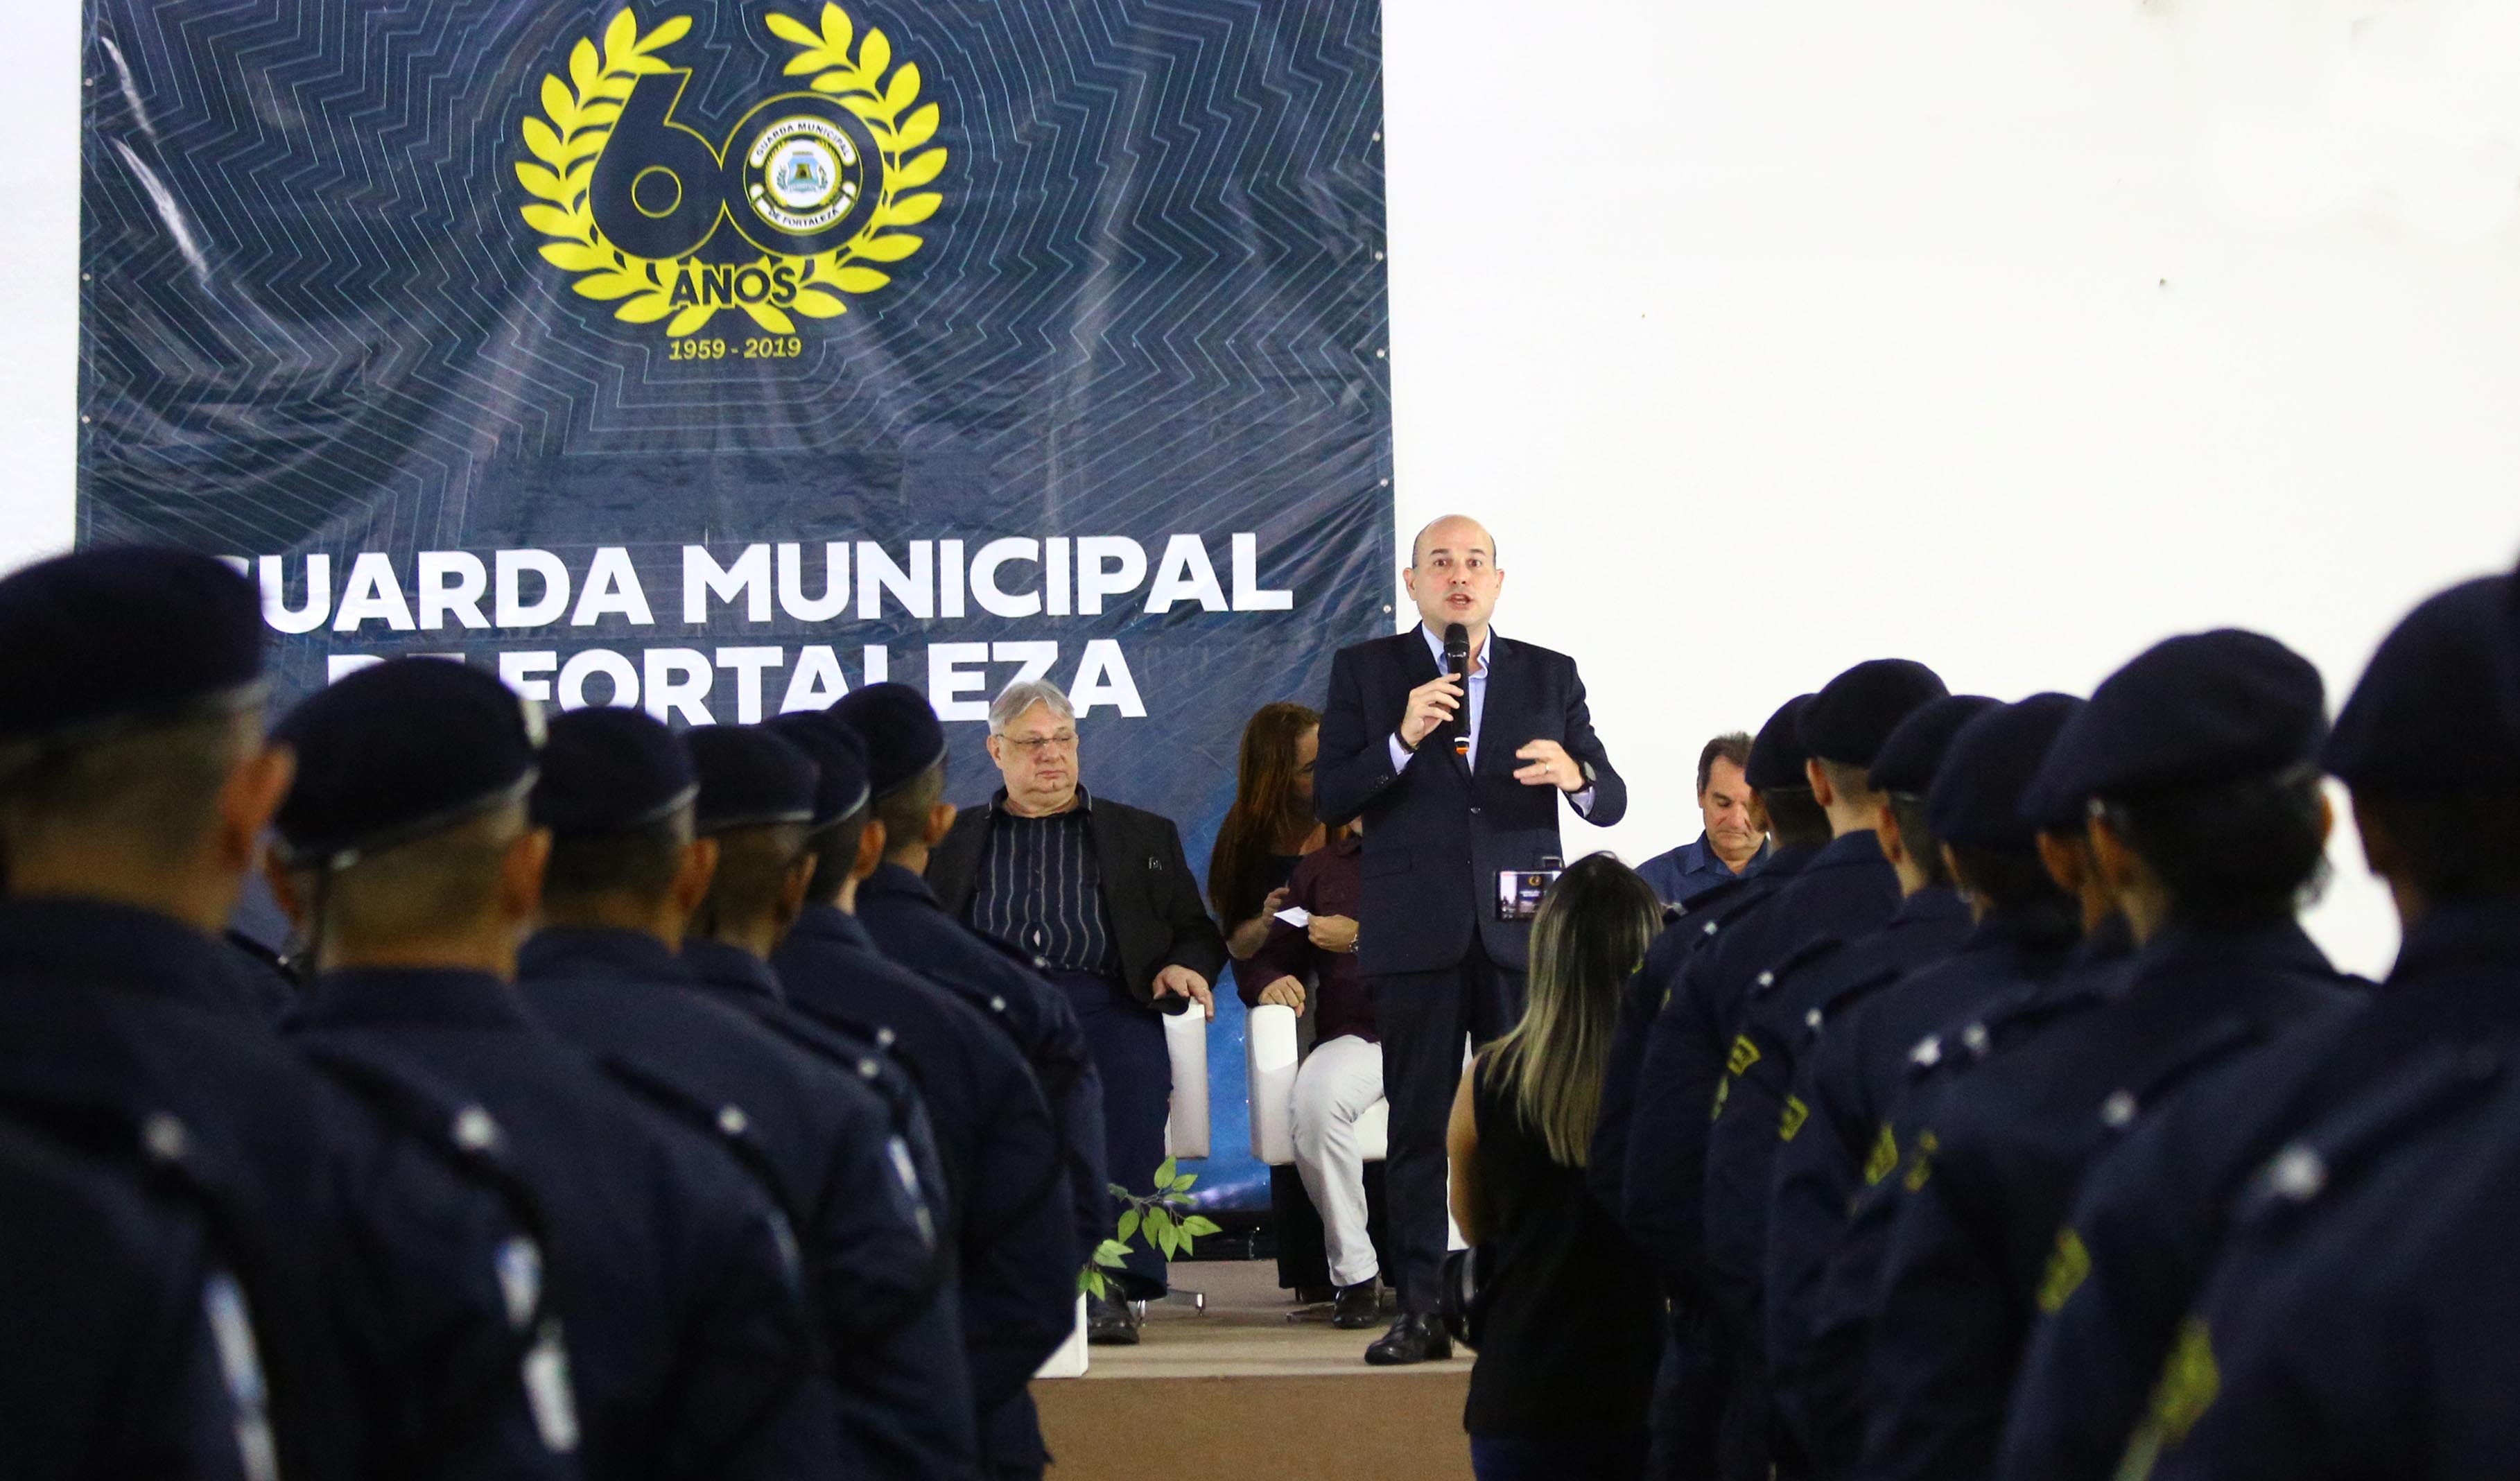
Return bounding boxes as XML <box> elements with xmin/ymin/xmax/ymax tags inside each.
<box><xmin>1369</xmin><ymin>936</ymin><xmax>1525</xmax><ymax>1314</ymax></box>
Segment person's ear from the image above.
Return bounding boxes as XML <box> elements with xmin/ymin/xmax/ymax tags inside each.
<box><xmin>2087</xmin><ymin>813</ymin><xmax>2142</xmax><ymax>901</ymax></box>
<box><xmin>215</xmin><ymin>745</ymin><xmax>297</xmax><ymax>878</ymax></box>
<box><xmin>778</xmin><ymin>851</ymin><xmax>819</xmax><ymax>927</ymax></box>
<box><xmin>1875</xmin><ymin>801</ymin><xmax>1906</xmax><ymax>867</ymax></box>
<box><xmin>851</xmin><ymin>819</ymin><xmax>888</xmax><ymax>881</ymax></box>
<box><xmin>2035</xmin><ymin>829</ymin><xmax>2087</xmax><ymax>897</ymax></box>
<box><xmin>1746</xmin><ymin>792</ymin><xmax>1771</xmax><ymax>836</ymax></box>
<box><xmin>670</xmin><ymin>836</ymin><xmax>719</xmax><ymax>917</ymax></box>
<box><xmin>2348</xmin><ymin>793</ymin><xmax>2399</xmax><ymax>882</ymax></box>
<box><xmin>498</xmin><ymin>829</ymin><xmax>553</xmax><ymax>927</ymax></box>
<box><xmin>263</xmin><ymin>856</ymin><xmax>308</xmax><ymax>930</ymax></box>
<box><xmin>1805</xmin><ymin>758</ymin><xmax>1835</xmax><ymax>809</ymax></box>
<box><xmin>923</xmin><ymin>800</ymin><xmax>957</xmax><ymax>848</ymax></box>
<box><xmin>2315</xmin><ymin>786</ymin><xmax>2337</xmax><ymax>848</ymax></box>
<box><xmin>984</xmin><ymin>734</ymin><xmax>1006</xmax><ymax>768</ymax></box>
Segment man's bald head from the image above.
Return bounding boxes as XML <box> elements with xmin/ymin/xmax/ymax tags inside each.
<box><xmin>1402</xmin><ymin>513</ymin><xmax>1506</xmax><ymax>639</ymax></box>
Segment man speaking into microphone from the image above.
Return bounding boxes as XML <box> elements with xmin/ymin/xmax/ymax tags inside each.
<box><xmin>1316</xmin><ymin>514</ymin><xmax>1627</xmax><ymax>1365</ymax></box>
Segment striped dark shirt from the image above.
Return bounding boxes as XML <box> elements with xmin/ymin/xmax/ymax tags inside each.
<box><xmin>969</xmin><ymin>788</ymin><xmax>1120</xmax><ymax>980</ymax></box>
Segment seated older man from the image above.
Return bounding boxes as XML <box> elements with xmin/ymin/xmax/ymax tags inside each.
<box><xmin>928</xmin><ymin>679</ymin><xmax>1228</xmax><ymax>1344</ymax></box>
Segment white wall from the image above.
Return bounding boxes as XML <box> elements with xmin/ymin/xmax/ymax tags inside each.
<box><xmin>1384</xmin><ymin>0</ymin><xmax>2520</xmax><ymax>977</ymax></box>
<box><xmin>13</xmin><ymin>1</ymin><xmax>2520</xmax><ymax>973</ymax></box>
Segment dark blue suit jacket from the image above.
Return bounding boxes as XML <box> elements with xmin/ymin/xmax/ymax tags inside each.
<box><xmin>1314</xmin><ymin>627</ymin><xmax>1626</xmax><ymax>976</ymax></box>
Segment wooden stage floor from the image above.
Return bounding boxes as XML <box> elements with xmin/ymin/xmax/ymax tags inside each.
<box><xmin>1032</xmin><ymin>1258</ymin><xmax>1473</xmax><ymax>1480</ymax></box>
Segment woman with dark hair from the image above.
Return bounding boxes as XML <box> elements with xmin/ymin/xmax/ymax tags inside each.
<box><xmin>1449</xmin><ymin>854</ymin><xmax>1664</xmax><ymax>1481</ymax></box>
<box><xmin>1210</xmin><ymin>702</ymin><xmax>1357</xmax><ymax>1300</ymax></box>
<box><xmin>1208</xmin><ymin>700</ymin><xmax>1334</xmax><ymax>955</ymax></box>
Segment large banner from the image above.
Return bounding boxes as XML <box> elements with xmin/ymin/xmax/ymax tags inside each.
<box><xmin>80</xmin><ymin>0</ymin><xmax>1393</xmax><ymax>1211</ymax></box>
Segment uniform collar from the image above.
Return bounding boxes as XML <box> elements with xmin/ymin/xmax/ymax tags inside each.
<box><xmin>1891</xmin><ymin>884</ymin><xmax>1972</xmax><ymax>928</ymax></box>
<box><xmin>1417</xmin><ymin>623</ymin><xmax>1495</xmax><ymax>677</ymax></box>
<box><xmin>2128</xmin><ymin>916</ymin><xmax>2333</xmax><ymax>985</ymax></box>
<box><xmin>297</xmin><ymin>967</ymin><xmax>531</xmax><ymax>1031</ymax></box>
<box><xmin>792</xmin><ymin>900</ymin><xmax>880</xmax><ymax>951</ymax></box>
<box><xmin>517</xmin><ymin>926</ymin><xmax>695</xmax><ymax>986</ymax></box>
<box><xmin>1807</xmin><ymin>829</ymin><xmax>1888</xmax><ymax>874</ymax></box>
<box><xmin>1756</xmin><ymin>840</ymin><xmax>1830</xmax><ymax>884</ymax></box>
<box><xmin>862</xmin><ymin>861</ymin><xmax>944</xmax><ymax>908</ymax></box>
<box><xmin>680</xmin><ymin>936</ymin><xmax>785</xmax><ymax>1005</ymax></box>
<box><xmin>0</xmin><ymin>897</ymin><xmax>266</xmax><ymax>1019</ymax></box>
<box><xmin>2388</xmin><ymin>896</ymin><xmax>2520</xmax><ymax>985</ymax></box>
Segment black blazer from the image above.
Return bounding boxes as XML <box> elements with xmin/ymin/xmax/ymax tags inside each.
<box><xmin>1315</xmin><ymin>627</ymin><xmax>1626</xmax><ymax>976</ymax></box>
<box><xmin>927</xmin><ymin>793</ymin><xmax>1230</xmax><ymax>1010</ymax></box>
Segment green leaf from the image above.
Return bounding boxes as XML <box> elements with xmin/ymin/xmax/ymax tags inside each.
<box><xmin>1154</xmin><ymin>1157</ymin><xmax>1179</xmax><ymax>1190</ymax></box>
<box><xmin>1115</xmin><ymin>1207</ymin><xmax>1140</xmax><ymax>1244</ymax></box>
<box><xmin>894</xmin><ymin>103</ymin><xmax>939</xmax><ymax>151</ymax></box>
<box><xmin>893</xmin><ymin>148</ymin><xmax>948</xmax><ymax>189</ymax></box>
<box><xmin>1182</xmin><ymin>1215</ymin><xmax>1222</xmax><ymax>1238</ymax></box>
<box><xmin>1094</xmin><ymin>1238</ymin><xmax>1131</xmax><ymax>1267</ymax></box>
<box><xmin>764</xmin><ymin>10</ymin><xmax>821</xmax><ymax>48</ymax></box>
<box><xmin>1106</xmin><ymin>1181</ymin><xmax>1133</xmax><ymax>1201</ymax></box>
<box><xmin>1079</xmin><ymin>1267</ymin><xmax>1106</xmax><ymax>1298</ymax></box>
<box><xmin>1172</xmin><ymin>1173</ymin><xmax>1198</xmax><ymax>1192</ymax></box>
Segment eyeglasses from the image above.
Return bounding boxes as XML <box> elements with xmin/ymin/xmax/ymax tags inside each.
<box><xmin>1005</xmin><ymin>731</ymin><xmax>1078</xmax><ymax>755</ymax></box>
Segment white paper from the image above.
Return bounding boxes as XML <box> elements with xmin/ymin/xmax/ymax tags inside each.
<box><xmin>1274</xmin><ymin>905</ymin><xmax>1313</xmax><ymax>927</ymax></box>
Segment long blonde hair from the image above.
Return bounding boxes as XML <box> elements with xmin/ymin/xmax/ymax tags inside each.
<box><xmin>1486</xmin><ymin>854</ymin><xmax>1661</xmax><ymax>1167</ymax></box>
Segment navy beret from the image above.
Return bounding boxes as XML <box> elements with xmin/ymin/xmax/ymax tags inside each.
<box><xmin>1800</xmin><ymin>659</ymin><xmax>1952</xmax><ymax>768</ymax></box>
<box><xmin>1746</xmin><ymin>695</ymin><xmax>1817</xmax><ymax>792</ymax></box>
<box><xmin>827</xmin><ymin>682</ymin><xmax>947</xmax><ymax>797</ymax></box>
<box><xmin>272</xmin><ymin>658</ymin><xmax>541</xmax><ymax>868</ymax></box>
<box><xmin>1928</xmin><ymin>694</ymin><xmax>2086</xmax><ymax>851</ymax></box>
<box><xmin>2024</xmin><ymin>630</ymin><xmax>2329</xmax><ymax>820</ymax></box>
<box><xmin>0</xmin><ymin>547</ymin><xmax>265</xmax><ymax>747</ymax></box>
<box><xmin>532</xmin><ymin>707</ymin><xmax>696</xmax><ymax>841</ymax></box>
<box><xmin>686</xmin><ymin>725</ymin><xmax>821</xmax><ymax>832</ymax></box>
<box><xmin>765</xmin><ymin>711</ymin><xmax>874</xmax><ymax>827</ymax></box>
<box><xmin>2326</xmin><ymin>576</ymin><xmax>2520</xmax><ymax>793</ymax></box>
<box><xmin>1869</xmin><ymin>695</ymin><xmax>2002</xmax><ymax>797</ymax></box>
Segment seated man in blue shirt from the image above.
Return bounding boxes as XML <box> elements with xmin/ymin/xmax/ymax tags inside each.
<box><xmin>1635</xmin><ymin>732</ymin><xmax>1769</xmax><ymax>906</ymax></box>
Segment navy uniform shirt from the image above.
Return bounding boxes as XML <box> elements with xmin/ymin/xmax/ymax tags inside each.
<box><xmin>1636</xmin><ymin>833</ymin><xmax>1769</xmax><ymax>908</ymax></box>
<box><xmin>1620</xmin><ymin>842</ymin><xmax>1825</xmax><ymax>1290</ymax></box>
<box><xmin>1857</xmin><ymin>919</ymin><xmax>2358</xmax><ymax>1481</ymax></box>
<box><xmin>772</xmin><ymin>903</ymin><xmax>1073</xmax><ymax>1478</ymax></box>
<box><xmin>291</xmin><ymin>965</ymin><xmax>840</xmax><ymax>1481</ymax></box>
<box><xmin>0</xmin><ymin>1111</ymin><xmax>261</xmax><ymax>1481</ymax></box>
<box><xmin>0</xmin><ymin>899</ymin><xmax>575</xmax><ymax>1481</ymax></box>
<box><xmin>2001</xmin><ymin>899</ymin><xmax>2520</xmax><ymax>1481</ymax></box>
<box><xmin>2131</xmin><ymin>1041</ymin><xmax>2519</xmax><ymax>1481</ymax></box>
<box><xmin>518</xmin><ymin>927</ymin><xmax>956</xmax><ymax>1481</ymax></box>
<box><xmin>1772</xmin><ymin>904</ymin><xmax>2089</xmax><ymax>1473</ymax></box>
<box><xmin>1590</xmin><ymin>873</ymin><xmax>1764</xmax><ymax>1228</ymax></box>
<box><xmin>857</xmin><ymin>862</ymin><xmax>1111</xmax><ymax>1258</ymax></box>
<box><xmin>679</xmin><ymin>934</ymin><xmax>978</xmax><ymax>1481</ymax></box>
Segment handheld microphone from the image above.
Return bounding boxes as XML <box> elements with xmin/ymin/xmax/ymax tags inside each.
<box><xmin>1443</xmin><ymin>622</ymin><xmax>1470</xmax><ymax>757</ymax></box>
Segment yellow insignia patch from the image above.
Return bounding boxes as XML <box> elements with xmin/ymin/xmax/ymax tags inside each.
<box><xmin>1779</xmin><ymin>1095</ymin><xmax>1809</xmax><ymax>1142</ymax></box>
<box><xmin>1902</xmin><ymin>1130</ymin><xmax>1940</xmax><ymax>1193</ymax></box>
<box><xmin>2116</xmin><ymin>1315</ymin><xmax>2221</xmax><ymax>1480</ymax></box>
<box><xmin>1727</xmin><ymin>1034</ymin><xmax>1763</xmax><ymax>1076</ymax></box>
<box><xmin>1863</xmin><ymin>1124</ymin><xmax>1899</xmax><ymax>1186</ymax></box>
<box><xmin>2038</xmin><ymin>1227</ymin><xmax>2092</xmax><ymax>1314</ymax></box>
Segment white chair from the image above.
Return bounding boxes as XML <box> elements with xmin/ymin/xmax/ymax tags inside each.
<box><xmin>1033</xmin><ymin>1294</ymin><xmax>1090</xmax><ymax>1379</ymax></box>
<box><xmin>1245</xmin><ymin>1003</ymin><xmax>1389</xmax><ymax>1166</ymax></box>
<box><xmin>1163</xmin><ymin>1005</ymin><xmax>1210</xmax><ymax>1160</ymax></box>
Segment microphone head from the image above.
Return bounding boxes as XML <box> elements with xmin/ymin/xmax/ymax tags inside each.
<box><xmin>1443</xmin><ymin>622</ymin><xmax>1470</xmax><ymax>659</ymax></box>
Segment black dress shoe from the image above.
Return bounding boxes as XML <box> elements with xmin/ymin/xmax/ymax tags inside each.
<box><xmin>1086</xmin><ymin>1295</ymin><xmax>1140</xmax><ymax>1346</ymax></box>
<box><xmin>1331</xmin><ymin>1280</ymin><xmax>1381</xmax><ymax>1330</ymax></box>
<box><xmin>1363</xmin><ymin>1311</ymin><xmax>1452</xmax><ymax>1365</ymax></box>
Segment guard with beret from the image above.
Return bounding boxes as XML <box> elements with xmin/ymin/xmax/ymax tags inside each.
<box><xmin>0</xmin><ymin>551</ymin><xmax>572</xmax><ymax>1481</ymax></box>
<box><xmin>1615</xmin><ymin>693</ymin><xmax>1836</xmax><ymax>1481</ymax></box>
<box><xmin>1858</xmin><ymin>632</ymin><xmax>2361</xmax><ymax>1481</ymax></box>
<box><xmin>514</xmin><ymin>704</ymin><xmax>960</xmax><ymax>1481</ymax></box>
<box><xmin>1753</xmin><ymin>694</ymin><xmax>1999</xmax><ymax>1467</ymax></box>
<box><xmin>1677</xmin><ymin>659</ymin><xmax>1947</xmax><ymax>1481</ymax></box>
<box><xmin>825</xmin><ymin>687</ymin><xmax>1114</xmax><ymax>1301</ymax></box>
<box><xmin>680</xmin><ymin>725</ymin><xmax>979</xmax><ymax>1481</ymax></box>
<box><xmin>766</xmin><ymin>709</ymin><xmax>1076</xmax><ymax>1481</ymax></box>
<box><xmin>2006</xmin><ymin>575</ymin><xmax>2520</xmax><ymax>1481</ymax></box>
<box><xmin>268</xmin><ymin>658</ymin><xmax>842</xmax><ymax>1481</ymax></box>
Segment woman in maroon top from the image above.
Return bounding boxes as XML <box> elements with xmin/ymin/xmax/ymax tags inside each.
<box><xmin>1244</xmin><ymin>829</ymin><xmax>1382</xmax><ymax>1327</ymax></box>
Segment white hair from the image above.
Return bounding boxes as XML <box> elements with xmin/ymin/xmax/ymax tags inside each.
<box><xmin>989</xmin><ymin>678</ymin><xmax>1075</xmax><ymax>735</ymax></box>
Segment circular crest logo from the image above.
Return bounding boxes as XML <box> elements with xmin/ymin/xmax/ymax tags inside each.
<box><xmin>515</xmin><ymin>5</ymin><xmax>946</xmax><ymax>339</ymax></box>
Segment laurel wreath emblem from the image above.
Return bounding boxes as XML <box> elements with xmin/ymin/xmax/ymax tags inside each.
<box><xmin>516</xmin><ymin>5</ymin><xmax>946</xmax><ymax>336</ymax></box>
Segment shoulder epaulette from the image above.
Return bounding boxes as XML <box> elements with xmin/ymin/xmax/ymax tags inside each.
<box><xmin>2233</xmin><ymin>1042</ymin><xmax>2505</xmax><ymax>1228</ymax></box>
<box><xmin>1753</xmin><ymin>936</ymin><xmax>1850</xmax><ymax>998</ymax></box>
